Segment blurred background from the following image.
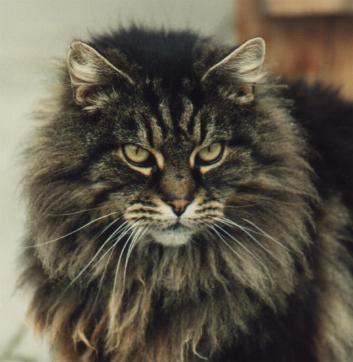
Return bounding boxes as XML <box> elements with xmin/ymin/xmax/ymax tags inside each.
<box><xmin>237</xmin><ymin>0</ymin><xmax>353</xmax><ymax>99</ymax></box>
<box><xmin>0</xmin><ymin>0</ymin><xmax>352</xmax><ymax>361</ymax></box>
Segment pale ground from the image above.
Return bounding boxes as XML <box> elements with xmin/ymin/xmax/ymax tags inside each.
<box><xmin>0</xmin><ymin>1</ymin><xmax>233</xmax><ymax>360</ymax></box>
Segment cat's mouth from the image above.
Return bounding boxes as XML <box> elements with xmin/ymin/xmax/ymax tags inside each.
<box><xmin>163</xmin><ymin>222</ymin><xmax>188</xmax><ymax>232</ymax></box>
<box><xmin>150</xmin><ymin>222</ymin><xmax>194</xmax><ymax>247</ymax></box>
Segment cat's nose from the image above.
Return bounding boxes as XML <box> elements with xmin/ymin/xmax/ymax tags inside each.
<box><xmin>162</xmin><ymin>194</ymin><xmax>193</xmax><ymax>216</ymax></box>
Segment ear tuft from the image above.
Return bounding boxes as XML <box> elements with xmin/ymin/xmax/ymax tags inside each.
<box><xmin>201</xmin><ymin>37</ymin><xmax>266</xmax><ymax>84</ymax></box>
<box><xmin>67</xmin><ymin>41</ymin><xmax>134</xmax><ymax>105</ymax></box>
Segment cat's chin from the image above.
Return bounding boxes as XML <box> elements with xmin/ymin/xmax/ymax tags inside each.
<box><xmin>150</xmin><ymin>225</ymin><xmax>193</xmax><ymax>247</ymax></box>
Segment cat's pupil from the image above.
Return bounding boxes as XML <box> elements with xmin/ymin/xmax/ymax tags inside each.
<box><xmin>237</xmin><ymin>89</ymin><xmax>246</xmax><ymax>97</ymax></box>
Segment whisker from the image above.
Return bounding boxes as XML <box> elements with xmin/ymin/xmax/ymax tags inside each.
<box><xmin>125</xmin><ymin>213</ymin><xmax>159</xmax><ymax>220</ymax></box>
<box><xmin>91</xmin><ymin>221</ymin><xmax>133</xmax><ymax>271</ymax></box>
<box><xmin>24</xmin><ymin>211</ymin><xmax>120</xmax><ymax>248</ymax></box>
<box><xmin>123</xmin><ymin>226</ymin><xmax>148</xmax><ymax>285</ymax></box>
<box><xmin>43</xmin><ymin>198</ymin><xmax>126</xmax><ymax>217</ymax></box>
<box><xmin>44</xmin><ymin>219</ymin><xmax>134</xmax><ymax>319</ymax></box>
<box><xmin>210</xmin><ymin>224</ymin><xmax>249</xmax><ymax>261</ymax></box>
<box><xmin>51</xmin><ymin>220</ymin><xmax>132</xmax><ymax>311</ymax></box>
<box><xmin>126</xmin><ymin>216</ymin><xmax>155</xmax><ymax>223</ymax></box>
<box><xmin>216</xmin><ymin>217</ymin><xmax>286</xmax><ymax>265</ymax></box>
<box><xmin>63</xmin><ymin>221</ymin><xmax>128</xmax><ymax>291</ymax></box>
<box><xmin>223</xmin><ymin>204</ymin><xmax>255</xmax><ymax>209</ymax></box>
<box><xmin>195</xmin><ymin>207</ymin><xmax>222</xmax><ymax>214</ymax></box>
<box><xmin>206</xmin><ymin>224</ymin><xmax>244</xmax><ymax>262</ymax></box>
<box><xmin>43</xmin><ymin>198</ymin><xmax>163</xmax><ymax>218</ymax></box>
<box><xmin>112</xmin><ymin>221</ymin><xmax>141</xmax><ymax>293</ymax></box>
<box><xmin>126</xmin><ymin>206</ymin><xmax>160</xmax><ymax>213</ymax></box>
<box><xmin>242</xmin><ymin>218</ymin><xmax>293</xmax><ymax>253</ymax></box>
<box><xmin>93</xmin><ymin>244</ymin><xmax>115</xmax><ymax>308</ymax></box>
<box><xmin>45</xmin><ymin>207</ymin><xmax>112</xmax><ymax>217</ymax></box>
<box><xmin>212</xmin><ymin>223</ymin><xmax>273</xmax><ymax>283</ymax></box>
<box><xmin>202</xmin><ymin>221</ymin><xmax>262</xmax><ymax>277</ymax></box>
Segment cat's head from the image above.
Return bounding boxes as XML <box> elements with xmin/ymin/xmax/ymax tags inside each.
<box><xmin>26</xmin><ymin>30</ymin><xmax>314</xmax><ymax>291</ymax></box>
<box><xmin>60</xmin><ymin>35</ymin><xmax>267</xmax><ymax>247</ymax></box>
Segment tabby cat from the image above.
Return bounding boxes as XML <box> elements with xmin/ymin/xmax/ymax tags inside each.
<box><xmin>21</xmin><ymin>27</ymin><xmax>353</xmax><ymax>362</ymax></box>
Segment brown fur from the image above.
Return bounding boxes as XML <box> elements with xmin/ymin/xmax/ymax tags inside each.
<box><xmin>20</xmin><ymin>28</ymin><xmax>353</xmax><ymax>361</ymax></box>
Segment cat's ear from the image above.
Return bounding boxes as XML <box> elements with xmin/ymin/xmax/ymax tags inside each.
<box><xmin>67</xmin><ymin>41</ymin><xmax>135</xmax><ymax>105</ymax></box>
<box><xmin>201</xmin><ymin>37</ymin><xmax>266</xmax><ymax>83</ymax></box>
<box><xmin>201</xmin><ymin>37</ymin><xmax>266</xmax><ymax>103</ymax></box>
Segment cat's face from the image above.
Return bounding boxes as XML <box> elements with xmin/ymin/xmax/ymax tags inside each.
<box><xmin>95</xmin><ymin>94</ymin><xmax>238</xmax><ymax>247</ymax></box>
<box><xmin>63</xmin><ymin>38</ymin><xmax>266</xmax><ymax>247</ymax></box>
<box><xmin>85</xmin><ymin>91</ymin><xmax>250</xmax><ymax>247</ymax></box>
<box><xmin>27</xmin><ymin>34</ymin><xmax>313</xmax><ymax>291</ymax></box>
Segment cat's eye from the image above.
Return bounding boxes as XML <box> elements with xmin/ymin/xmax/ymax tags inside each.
<box><xmin>196</xmin><ymin>142</ymin><xmax>224</xmax><ymax>165</ymax></box>
<box><xmin>122</xmin><ymin>144</ymin><xmax>153</xmax><ymax>167</ymax></box>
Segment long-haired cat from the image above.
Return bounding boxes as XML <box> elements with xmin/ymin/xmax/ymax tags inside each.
<box><xmin>20</xmin><ymin>26</ymin><xmax>353</xmax><ymax>361</ymax></box>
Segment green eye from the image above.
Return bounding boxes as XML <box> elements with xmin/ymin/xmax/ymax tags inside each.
<box><xmin>122</xmin><ymin>144</ymin><xmax>152</xmax><ymax>166</ymax></box>
<box><xmin>197</xmin><ymin>142</ymin><xmax>224</xmax><ymax>165</ymax></box>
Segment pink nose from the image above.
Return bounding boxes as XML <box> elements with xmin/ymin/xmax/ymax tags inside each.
<box><xmin>169</xmin><ymin>199</ymin><xmax>191</xmax><ymax>216</ymax></box>
<box><xmin>162</xmin><ymin>194</ymin><xmax>193</xmax><ymax>216</ymax></box>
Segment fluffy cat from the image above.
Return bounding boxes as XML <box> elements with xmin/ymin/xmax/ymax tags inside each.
<box><xmin>20</xmin><ymin>27</ymin><xmax>353</xmax><ymax>362</ymax></box>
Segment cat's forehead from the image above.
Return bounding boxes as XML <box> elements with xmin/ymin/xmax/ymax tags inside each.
<box><xmin>111</xmin><ymin>86</ymin><xmax>223</xmax><ymax>149</ymax></box>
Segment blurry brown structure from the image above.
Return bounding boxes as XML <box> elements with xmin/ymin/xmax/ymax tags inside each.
<box><xmin>236</xmin><ymin>0</ymin><xmax>353</xmax><ymax>99</ymax></box>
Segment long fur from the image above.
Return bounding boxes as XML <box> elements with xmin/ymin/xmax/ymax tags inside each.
<box><xmin>20</xmin><ymin>27</ymin><xmax>353</xmax><ymax>361</ymax></box>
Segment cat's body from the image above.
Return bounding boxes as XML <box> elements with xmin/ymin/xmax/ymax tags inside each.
<box><xmin>21</xmin><ymin>27</ymin><xmax>353</xmax><ymax>361</ymax></box>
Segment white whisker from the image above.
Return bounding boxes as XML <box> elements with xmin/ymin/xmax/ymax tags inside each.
<box><xmin>93</xmin><ymin>244</ymin><xmax>115</xmax><ymax>307</ymax></box>
<box><xmin>25</xmin><ymin>211</ymin><xmax>120</xmax><ymax>248</ymax></box>
<box><xmin>207</xmin><ymin>224</ymin><xmax>244</xmax><ymax>262</ymax></box>
<box><xmin>216</xmin><ymin>217</ymin><xmax>287</xmax><ymax>265</ymax></box>
<box><xmin>112</xmin><ymin>221</ymin><xmax>141</xmax><ymax>294</ymax></box>
<box><xmin>45</xmin><ymin>206</ymin><xmax>112</xmax><ymax>216</ymax></box>
<box><xmin>242</xmin><ymin>218</ymin><xmax>292</xmax><ymax>252</ymax></box>
<box><xmin>223</xmin><ymin>204</ymin><xmax>255</xmax><ymax>209</ymax></box>
<box><xmin>64</xmin><ymin>220</ymin><xmax>126</xmax><ymax>290</ymax></box>
<box><xmin>123</xmin><ymin>226</ymin><xmax>148</xmax><ymax>285</ymax></box>
<box><xmin>53</xmin><ymin>219</ymin><xmax>131</xmax><ymax>307</ymax></box>
<box><xmin>91</xmin><ymin>221</ymin><xmax>133</xmax><ymax>270</ymax></box>
<box><xmin>212</xmin><ymin>223</ymin><xmax>273</xmax><ymax>283</ymax></box>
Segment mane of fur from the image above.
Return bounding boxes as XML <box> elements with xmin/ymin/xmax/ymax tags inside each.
<box><xmin>20</xmin><ymin>27</ymin><xmax>353</xmax><ymax>362</ymax></box>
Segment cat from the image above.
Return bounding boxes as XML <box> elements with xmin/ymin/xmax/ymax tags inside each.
<box><xmin>20</xmin><ymin>26</ymin><xmax>353</xmax><ymax>362</ymax></box>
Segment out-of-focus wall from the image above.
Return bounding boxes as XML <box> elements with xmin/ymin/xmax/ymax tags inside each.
<box><xmin>236</xmin><ymin>0</ymin><xmax>353</xmax><ymax>99</ymax></box>
<box><xmin>0</xmin><ymin>1</ymin><xmax>234</xmax><ymax>360</ymax></box>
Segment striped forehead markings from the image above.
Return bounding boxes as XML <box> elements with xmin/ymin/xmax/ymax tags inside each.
<box><xmin>149</xmin><ymin>116</ymin><xmax>164</xmax><ymax>146</ymax></box>
<box><xmin>158</xmin><ymin>98</ymin><xmax>174</xmax><ymax>131</ymax></box>
<box><xmin>155</xmin><ymin>96</ymin><xmax>201</xmax><ymax>141</ymax></box>
<box><xmin>179</xmin><ymin>96</ymin><xmax>194</xmax><ymax>134</ymax></box>
<box><xmin>136</xmin><ymin>90</ymin><xmax>204</xmax><ymax>148</ymax></box>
